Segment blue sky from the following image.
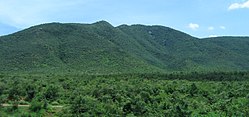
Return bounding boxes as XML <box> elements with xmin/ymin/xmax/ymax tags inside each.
<box><xmin>0</xmin><ymin>0</ymin><xmax>249</xmax><ymax>37</ymax></box>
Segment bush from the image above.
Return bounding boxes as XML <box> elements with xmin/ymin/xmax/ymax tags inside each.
<box><xmin>30</xmin><ymin>100</ymin><xmax>43</xmax><ymax>112</ymax></box>
<box><xmin>44</xmin><ymin>85</ymin><xmax>60</xmax><ymax>102</ymax></box>
<box><xmin>70</xmin><ymin>95</ymin><xmax>104</xmax><ymax>116</ymax></box>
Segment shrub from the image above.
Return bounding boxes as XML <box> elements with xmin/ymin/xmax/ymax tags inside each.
<box><xmin>30</xmin><ymin>100</ymin><xmax>43</xmax><ymax>112</ymax></box>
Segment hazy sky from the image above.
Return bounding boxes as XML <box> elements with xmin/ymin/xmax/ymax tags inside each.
<box><xmin>0</xmin><ymin>0</ymin><xmax>249</xmax><ymax>37</ymax></box>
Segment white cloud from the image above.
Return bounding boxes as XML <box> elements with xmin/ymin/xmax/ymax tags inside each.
<box><xmin>228</xmin><ymin>0</ymin><xmax>249</xmax><ymax>10</ymax></box>
<box><xmin>207</xmin><ymin>26</ymin><xmax>226</xmax><ymax>31</ymax></box>
<box><xmin>220</xmin><ymin>26</ymin><xmax>226</xmax><ymax>30</ymax></box>
<box><xmin>188</xmin><ymin>23</ymin><xmax>199</xmax><ymax>30</ymax></box>
<box><xmin>208</xmin><ymin>26</ymin><xmax>214</xmax><ymax>31</ymax></box>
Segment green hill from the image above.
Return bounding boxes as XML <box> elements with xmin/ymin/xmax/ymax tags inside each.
<box><xmin>0</xmin><ymin>21</ymin><xmax>249</xmax><ymax>74</ymax></box>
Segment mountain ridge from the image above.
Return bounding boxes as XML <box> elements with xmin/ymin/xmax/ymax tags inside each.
<box><xmin>0</xmin><ymin>21</ymin><xmax>249</xmax><ymax>74</ymax></box>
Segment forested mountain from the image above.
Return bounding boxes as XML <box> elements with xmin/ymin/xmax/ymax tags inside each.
<box><xmin>0</xmin><ymin>21</ymin><xmax>249</xmax><ymax>74</ymax></box>
<box><xmin>1</xmin><ymin>21</ymin><xmax>249</xmax><ymax>116</ymax></box>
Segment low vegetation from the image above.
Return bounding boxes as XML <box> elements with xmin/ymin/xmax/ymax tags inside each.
<box><xmin>0</xmin><ymin>72</ymin><xmax>248</xmax><ymax>116</ymax></box>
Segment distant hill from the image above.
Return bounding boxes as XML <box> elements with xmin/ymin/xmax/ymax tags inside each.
<box><xmin>0</xmin><ymin>21</ymin><xmax>249</xmax><ymax>74</ymax></box>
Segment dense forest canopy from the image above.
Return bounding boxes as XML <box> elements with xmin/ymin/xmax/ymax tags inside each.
<box><xmin>0</xmin><ymin>21</ymin><xmax>249</xmax><ymax>74</ymax></box>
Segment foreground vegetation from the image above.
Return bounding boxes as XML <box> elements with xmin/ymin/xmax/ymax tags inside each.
<box><xmin>0</xmin><ymin>72</ymin><xmax>249</xmax><ymax>116</ymax></box>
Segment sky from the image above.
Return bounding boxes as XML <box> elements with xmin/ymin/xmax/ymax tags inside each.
<box><xmin>0</xmin><ymin>0</ymin><xmax>249</xmax><ymax>37</ymax></box>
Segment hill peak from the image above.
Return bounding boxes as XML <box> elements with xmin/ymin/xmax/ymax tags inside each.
<box><xmin>92</xmin><ymin>20</ymin><xmax>113</xmax><ymax>27</ymax></box>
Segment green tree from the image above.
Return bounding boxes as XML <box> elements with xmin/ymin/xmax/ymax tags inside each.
<box><xmin>189</xmin><ymin>83</ymin><xmax>198</xmax><ymax>96</ymax></box>
<box><xmin>8</xmin><ymin>81</ymin><xmax>25</xmax><ymax>110</ymax></box>
<box><xmin>8</xmin><ymin>83</ymin><xmax>24</xmax><ymax>101</ymax></box>
<box><xmin>0</xmin><ymin>82</ymin><xmax>5</xmax><ymax>107</ymax></box>
<box><xmin>29</xmin><ymin>99</ymin><xmax>43</xmax><ymax>112</ymax></box>
<box><xmin>25</xmin><ymin>84</ymin><xmax>36</xmax><ymax>101</ymax></box>
<box><xmin>44</xmin><ymin>85</ymin><xmax>59</xmax><ymax>102</ymax></box>
<box><xmin>70</xmin><ymin>95</ymin><xmax>103</xmax><ymax>116</ymax></box>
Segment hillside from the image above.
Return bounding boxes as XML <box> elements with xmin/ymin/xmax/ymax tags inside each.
<box><xmin>0</xmin><ymin>21</ymin><xmax>249</xmax><ymax>74</ymax></box>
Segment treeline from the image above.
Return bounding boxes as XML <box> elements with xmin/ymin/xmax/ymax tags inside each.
<box><xmin>98</xmin><ymin>71</ymin><xmax>249</xmax><ymax>81</ymax></box>
<box><xmin>0</xmin><ymin>72</ymin><xmax>249</xmax><ymax>116</ymax></box>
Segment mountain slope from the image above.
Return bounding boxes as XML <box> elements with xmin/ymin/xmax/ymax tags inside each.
<box><xmin>0</xmin><ymin>21</ymin><xmax>249</xmax><ymax>74</ymax></box>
